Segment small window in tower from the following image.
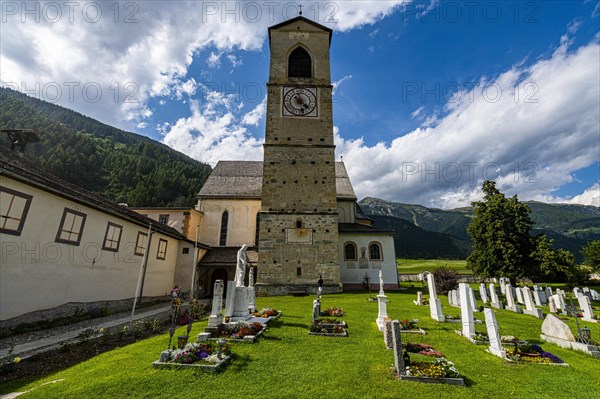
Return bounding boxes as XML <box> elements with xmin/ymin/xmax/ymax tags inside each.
<box><xmin>296</xmin><ymin>220</ymin><xmax>302</xmax><ymax>228</ymax></box>
<box><xmin>297</xmin><ymin>267</ymin><xmax>302</xmax><ymax>276</ymax></box>
<box><xmin>288</xmin><ymin>47</ymin><xmax>312</xmax><ymax>78</ymax></box>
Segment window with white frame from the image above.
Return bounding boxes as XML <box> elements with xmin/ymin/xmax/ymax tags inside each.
<box><xmin>135</xmin><ymin>231</ymin><xmax>148</xmax><ymax>256</ymax></box>
<box><xmin>159</xmin><ymin>214</ymin><xmax>170</xmax><ymax>224</ymax></box>
<box><xmin>55</xmin><ymin>208</ymin><xmax>87</xmax><ymax>245</ymax></box>
<box><xmin>0</xmin><ymin>187</ymin><xmax>32</xmax><ymax>236</ymax></box>
<box><xmin>157</xmin><ymin>238</ymin><xmax>168</xmax><ymax>260</ymax></box>
<box><xmin>102</xmin><ymin>222</ymin><xmax>123</xmax><ymax>252</ymax></box>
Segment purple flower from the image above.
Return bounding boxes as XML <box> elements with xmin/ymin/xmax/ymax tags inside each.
<box><xmin>541</xmin><ymin>351</ymin><xmax>563</xmax><ymax>363</ymax></box>
<box><xmin>198</xmin><ymin>351</ymin><xmax>209</xmax><ymax>359</ymax></box>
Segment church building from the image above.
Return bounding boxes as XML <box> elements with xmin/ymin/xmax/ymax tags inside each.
<box><xmin>195</xmin><ymin>16</ymin><xmax>399</xmax><ymax>296</ymax></box>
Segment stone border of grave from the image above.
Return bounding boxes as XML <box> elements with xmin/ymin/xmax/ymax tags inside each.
<box><xmin>201</xmin><ymin>325</ymin><xmax>267</xmax><ymax>344</ymax></box>
<box><xmin>318</xmin><ymin>321</ymin><xmax>348</xmax><ymax>329</ymax></box>
<box><xmin>396</xmin><ymin>372</ymin><xmax>465</xmax><ymax>386</ymax></box>
<box><xmin>541</xmin><ymin>334</ymin><xmax>600</xmax><ymax>358</ymax></box>
<box><xmin>308</xmin><ymin>330</ymin><xmax>349</xmax><ymax>337</ymax></box>
<box><xmin>152</xmin><ymin>354</ymin><xmax>233</xmax><ymax>372</ymax></box>
<box><xmin>401</xmin><ymin>328</ymin><xmax>427</xmax><ymax>336</ymax></box>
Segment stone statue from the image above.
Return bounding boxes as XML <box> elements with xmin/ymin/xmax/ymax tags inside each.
<box><xmin>235</xmin><ymin>244</ymin><xmax>248</xmax><ymax>287</ymax></box>
<box><xmin>312</xmin><ymin>299</ymin><xmax>320</xmax><ymax>321</ymax></box>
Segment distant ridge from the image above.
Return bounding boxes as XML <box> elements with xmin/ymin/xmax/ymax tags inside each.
<box><xmin>360</xmin><ymin>197</ymin><xmax>599</xmax><ymax>260</ymax></box>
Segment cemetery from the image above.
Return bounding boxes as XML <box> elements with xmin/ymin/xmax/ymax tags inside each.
<box><xmin>2</xmin><ymin>278</ymin><xmax>599</xmax><ymax>399</ymax></box>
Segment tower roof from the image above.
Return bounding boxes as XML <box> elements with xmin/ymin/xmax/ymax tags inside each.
<box><xmin>268</xmin><ymin>16</ymin><xmax>333</xmax><ymax>46</ymax></box>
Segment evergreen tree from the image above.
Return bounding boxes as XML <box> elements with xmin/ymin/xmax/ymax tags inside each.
<box><xmin>582</xmin><ymin>240</ymin><xmax>600</xmax><ymax>272</ymax></box>
<box><xmin>467</xmin><ymin>180</ymin><xmax>535</xmax><ymax>281</ymax></box>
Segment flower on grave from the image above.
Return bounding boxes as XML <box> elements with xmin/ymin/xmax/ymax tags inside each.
<box><xmin>99</xmin><ymin>328</ymin><xmax>105</xmax><ymax>334</ymax></box>
<box><xmin>122</xmin><ymin>325</ymin><xmax>129</xmax><ymax>333</ymax></box>
<box><xmin>13</xmin><ymin>357</ymin><xmax>21</xmax><ymax>364</ymax></box>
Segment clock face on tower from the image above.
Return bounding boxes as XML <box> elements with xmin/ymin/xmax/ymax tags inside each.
<box><xmin>283</xmin><ymin>87</ymin><xmax>318</xmax><ymax>117</ymax></box>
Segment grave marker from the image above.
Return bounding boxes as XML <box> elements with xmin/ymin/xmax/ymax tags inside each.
<box><xmin>479</xmin><ymin>283</ymin><xmax>489</xmax><ymax>304</ymax></box>
<box><xmin>427</xmin><ymin>273</ymin><xmax>445</xmax><ymax>322</ymax></box>
<box><xmin>523</xmin><ymin>287</ymin><xmax>543</xmax><ymax>319</ymax></box>
<box><xmin>459</xmin><ymin>283</ymin><xmax>475</xmax><ymax>339</ymax></box>
<box><xmin>484</xmin><ymin>308</ymin><xmax>507</xmax><ymax>359</ymax></box>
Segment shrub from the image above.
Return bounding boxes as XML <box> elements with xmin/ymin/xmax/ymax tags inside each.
<box><xmin>432</xmin><ymin>266</ymin><xmax>459</xmax><ymax>295</ymax></box>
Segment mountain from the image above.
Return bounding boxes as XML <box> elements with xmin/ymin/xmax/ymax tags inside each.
<box><xmin>360</xmin><ymin>197</ymin><xmax>598</xmax><ymax>260</ymax></box>
<box><xmin>0</xmin><ymin>88</ymin><xmax>211</xmax><ymax>207</ymax></box>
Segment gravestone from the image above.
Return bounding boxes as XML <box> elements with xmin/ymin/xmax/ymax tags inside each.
<box><xmin>523</xmin><ymin>287</ymin><xmax>543</xmax><ymax>319</ymax></box>
<box><xmin>479</xmin><ymin>283</ymin><xmax>489</xmax><ymax>304</ymax></box>
<box><xmin>459</xmin><ymin>283</ymin><xmax>475</xmax><ymax>339</ymax></box>
<box><xmin>545</xmin><ymin>286</ymin><xmax>553</xmax><ymax>299</ymax></box>
<box><xmin>592</xmin><ymin>289</ymin><xmax>600</xmax><ymax>301</ymax></box>
<box><xmin>540</xmin><ymin>314</ymin><xmax>600</xmax><ymax>358</ymax></box>
<box><xmin>427</xmin><ymin>273</ymin><xmax>445</xmax><ymax>322</ymax></box>
<box><xmin>489</xmin><ymin>284</ymin><xmax>503</xmax><ymax>309</ymax></box>
<box><xmin>247</xmin><ymin>267</ymin><xmax>256</xmax><ymax>313</ymax></box>
<box><xmin>384</xmin><ymin>318</ymin><xmax>393</xmax><ymax>349</ymax></box>
<box><xmin>312</xmin><ymin>299</ymin><xmax>320</xmax><ymax>322</ymax></box>
<box><xmin>469</xmin><ymin>287</ymin><xmax>478</xmax><ymax>312</ymax></box>
<box><xmin>484</xmin><ymin>308</ymin><xmax>507</xmax><ymax>359</ymax></box>
<box><xmin>391</xmin><ymin>320</ymin><xmax>405</xmax><ymax>374</ymax></box>
<box><xmin>376</xmin><ymin>286</ymin><xmax>388</xmax><ymax>331</ymax></box>
<box><xmin>499</xmin><ymin>277</ymin><xmax>510</xmax><ymax>295</ymax></box>
<box><xmin>573</xmin><ymin>287</ymin><xmax>581</xmax><ymax>298</ymax></box>
<box><xmin>505</xmin><ymin>284</ymin><xmax>522</xmax><ymax>313</ymax></box>
<box><xmin>577</xmin><ymin>295</ymin><xmax>597</xmax><ymax>323</ymax></box>
<box><xmin>533</xmin><ymin>289</ymin><xmax>544</xmax><ymax>307</ymax></box>
<box><xmin>206</xmin><ymin>280</ymin><xmax>224</xmax><ymax>332</ymax></box>
<box><xmin>515</xmin><ymin>287</ymin><xmax>525</xmax><ymax>304</ymax></box>
<box><xmin>582</xmin><ymin>287</ymin><xmax>592</xmax><ymax>302</ymax></box>
<box><xmin>548</xmin><ymin>296</ymin><xmax>558</xmax><ymax>313</ymax></box>
<box><xmin>413</xmin><ymin>291</ymin><xmax>423</xmax><ymax>306</ymax></box>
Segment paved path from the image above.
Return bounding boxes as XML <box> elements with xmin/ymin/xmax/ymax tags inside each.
<box><xmin>0</xmin><ymin>306</ymin><xmax>172</xmax><ymax>359</ymax></box>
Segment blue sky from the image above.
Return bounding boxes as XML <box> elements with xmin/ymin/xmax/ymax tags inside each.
<box><xmin>2</xmin><ymin>1</ymin><xmax>599</xmax><ymax>208</ymax></box>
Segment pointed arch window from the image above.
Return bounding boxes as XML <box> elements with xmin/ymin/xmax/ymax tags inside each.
<box><xmin>288</xmin><ymin>47</ymin><xmax>312</xmax><ymax>78</ymax></box>
<box><xmin>219</xmin><ymin>211</ymin><xmax>229</xmax><ymax>246</ymax></box>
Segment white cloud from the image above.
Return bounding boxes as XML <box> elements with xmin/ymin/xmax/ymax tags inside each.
<box><xmin>242</xmin><ymin>97</ymin><xmax>267</xmax><ymax>126</ymax></box>
<box><xmin>161</xmin><ymin>86</ymin><xmax>263</xmax><ymax>164</ymax></box>
<box><xmin>1</xmin><ymin>1</ymin><xmax>408</xmax><ymax>130</ymax></box>
<box><xmin>207</xmin><ymin>52</ymin><xmax>222</xmax><ymax>68</ymax></box>
<box><xmin>336</xmin><ymin>35</ymin><xmax>600</xmax><ymax>208</ymax></box>
<box><xmin>332</xmin><ymin>75</ymin><xmax>353</xmax><ymax>95</ymax></box>
<box><xmin>227</xmin><ymin>54</ymin><xmax>243</xmax><ymax>68</ymax></box>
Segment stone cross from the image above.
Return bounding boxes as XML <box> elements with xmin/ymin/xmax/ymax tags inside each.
<box><xmin>379</xmin><ymin>270</ymin><xmax>385</xmax><ymax>296</ymax></box>
<box><xmin>427</xmin><ymin>273</ymin><xmax>445</xmax><ymax>322</ymax></box>
<box><xmin>391</xmin><ymin>320</ymin><xmax>405</xmax><ymax>374</ymax></box>
<box><xmin>459</xmin><ymin>283</ymin><xmax>475</xmax><ymax>339</ymax></box>
<box><xmin>479</xmin><ymin>283</ymin><xmax>489</xmax><ymax>304</ymax></box>
<box><xmin>484</xmin><ymin>308</ymin><xmax>507</xmax><ymax>359</ymax></box>
<box><xmin>376</xmin><ymin>291</ymin><xmax>389</xmax><ymax>331</ymax></box>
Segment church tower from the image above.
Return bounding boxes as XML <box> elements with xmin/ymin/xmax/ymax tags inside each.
<box><xmin>256</xmin><ymin>16</ymin><xmax>341</xmax><ymax>295</ymax></box>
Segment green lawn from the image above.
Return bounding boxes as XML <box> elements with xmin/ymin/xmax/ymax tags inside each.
<box><xmin>397</xmin><ymin>258</ymin><xmax>471</xmax><ymax>274</ymax></box>
<box><xmin>2</xmin><ymin>291</ymin><xmax>599</xmax><ymax>399</ymax></box>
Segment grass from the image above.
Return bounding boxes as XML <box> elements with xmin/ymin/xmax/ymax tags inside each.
<box><xmin>1</xmin><ymin>288</ymin><xmax>599</xmax><ymax>399</ymax></box>
<box><xmin>397</xmin><ymin>258</ymin><xmax>471</xmax><ymax>274</ymax></box>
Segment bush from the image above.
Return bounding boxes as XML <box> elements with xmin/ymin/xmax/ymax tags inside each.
<box><xmin>432</xmin><ymin>266</ymin><xmax>459</xmax><ymax>295</ymax></box>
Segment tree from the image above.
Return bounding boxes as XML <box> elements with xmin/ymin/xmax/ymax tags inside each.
<box><xmin>532</xmin><ymin>235</ymin><xmax>587</xmax><ymax>286</ymax></box>
<box><xmin>467</xmin><ymin>180</ymin><xmax>536</xmax><ymax>282</ymax></box>
<box><xmin>582</xmin><ymin>240</ymin><xmax>600</xmax><ymax>272</ymax></box>
<box><xmin>432</xmin><ymin>266</ymin><xmax>459</xmax><ymax>295</ymax></box>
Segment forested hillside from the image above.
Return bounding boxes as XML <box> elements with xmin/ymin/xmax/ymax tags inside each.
<box><xmin>0</xmin><ymin>88</ymin><xmax>211</xmax><ymax>207</ymax></box>
<box><xmin>360</xmin><ymin>197</ymin><xmax>598</xmax><ymax>261</ymax></box>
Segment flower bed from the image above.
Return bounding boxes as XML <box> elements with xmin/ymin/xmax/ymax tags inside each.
<box><xmin>308</xmin><ymin>320</ymin><xmax>348</xmax><ymax>337</ymax></box>
<box><xmin>314</xmin><ymin>318</ymin><xmax>348</xmax><ymax>328</ymax></box>
<box><xmin>398</xmin><ymin>319</ymin><xmax>427</xmax><ymax>335</ymax></box>
<box><xmin>504</xmin><ymin>339</ymin><xmax>567</xmax><ymax>365</ymax></box>
<box><xmin>398</xmin><ymin>357</ymin><xmax>464</xmax><ymax>385</ymax></box>
<box><xmin>217</xmin><ymin>321</ymin><xmax>265</xmax><ymax>342</ymax></box>
<box><xmin>251</xmin><ymin>308</ymin><xmax>281</xmax><ymax>319</ymax></box>
<box><xmin>320</xmin><ymin>307</ymin><xmax>344</xmax><ymax>317</ymax></box>
<box><xmin>152</xmin><ymin>341</ymin><xmax>233</xmax><ymax>371</ymax></box>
